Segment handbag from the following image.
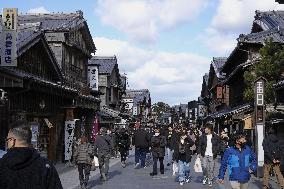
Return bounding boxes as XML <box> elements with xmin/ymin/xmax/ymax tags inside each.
<box><xmin>194</xmin><ymin>157</ymin><xmax>203</xmax><ymax>173</ymax></box>
<box><xmin>91</xmin><ymin>156</ymin><xmax>99</xmax><ymax>171</ymax></box>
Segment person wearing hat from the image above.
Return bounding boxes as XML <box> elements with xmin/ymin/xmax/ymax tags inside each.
<box><xmin>150</xmin><ymin>128</ymin><xmax>167</xmax><ymax>176</ymax></box>
<box><xmin>218</xmin><ymin>133</ymin><xmax>257</xmax><ymax>189</ymax></box>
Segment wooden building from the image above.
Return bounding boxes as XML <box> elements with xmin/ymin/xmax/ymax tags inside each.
<box><xmin>0</xmin><ymin>11</ymin><xmax>100</xmax><ymax>162</ymax></box>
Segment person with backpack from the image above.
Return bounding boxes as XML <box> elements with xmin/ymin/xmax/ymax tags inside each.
<box><xmin>93</xmin><ymin>127</ymin><xmax>114</xmax><ymax>181</ymax></box>
<box><xmin>73</xmin><ymin>136</ymin><xmax>94</xmax><ymax>189</ymax></box>
<box><xmin>173</xmin><ymin>131</ymin><xmax>194</xmax><ymax>186</ymax></box>
<box><xmin>262</xmin><ymin>127</ymin><xmax>284</xmax><ymax>189</ymax></box>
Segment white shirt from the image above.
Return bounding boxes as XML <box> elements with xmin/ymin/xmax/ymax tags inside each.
<box><xmin>205</xmin><ymin>134</ymin><xmax>213</xmax><ymax>157</ymax></box>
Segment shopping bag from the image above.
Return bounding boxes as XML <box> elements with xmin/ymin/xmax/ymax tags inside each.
<box><xmin>194</xmin><ymin>157</ymin><xmax>203</xmax><ymax>173</ymax></box>
<box><xmin>91</xmin><ymin>156</ymin><xmax>99</xmax><ymax>171</ymax></box>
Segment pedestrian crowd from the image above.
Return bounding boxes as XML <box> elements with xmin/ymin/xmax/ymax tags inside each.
<box><xmin>0</xmin><ymin>120</ymin><xmax>284</xmax><ymax>189</ymax></box>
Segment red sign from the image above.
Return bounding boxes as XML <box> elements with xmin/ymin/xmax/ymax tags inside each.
<box><xmin>217</xmin><ymin>86</ymin><xmax>223</xmax><ymax>99</ymax></box>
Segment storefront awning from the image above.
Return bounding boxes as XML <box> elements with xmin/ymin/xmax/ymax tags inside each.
<box><xmin>209</xmin><ymin>103</ymin><xmax>252</xmax><ymax>119</ymax></box>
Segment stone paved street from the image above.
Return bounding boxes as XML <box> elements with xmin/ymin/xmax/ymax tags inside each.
<box><xmin>59</xmin><ymin>155</ymin><xmax>277</xmax><ymax>189</ymax></box>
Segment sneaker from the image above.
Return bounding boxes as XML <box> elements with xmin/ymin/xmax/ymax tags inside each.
<box><xmin>179</xmin><ymin>182</ymin><xmax>184</xmax><ymax>186</ymax></box>
<box><xmin>134</xmin><ymin>163</ymin><xmax>140</xmax><ymax>169</ymax></box>
<box><xmin>208</xmin><ymin>180</ymin><xmax>213</xmax><ymax>187</ymax></box>
<box><xmin>202</xmin><ymin>178</ymin><xmax>207</xmax><ymax>185</ymax></box>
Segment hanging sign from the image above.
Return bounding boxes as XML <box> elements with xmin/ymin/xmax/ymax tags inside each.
<box><xmin>1</xmin><ymin>8</ymin><xmax>18</xmax><ymax>67</ymax></box>
<box><xmin>64</xmin><ymin>120</ymin><xmax>76</xmax><ymax>160</ymax></box>
<box><xmin>88</xmin><ymin>65</ymin><xmax>99</xmax><ymax>91</ymax></box>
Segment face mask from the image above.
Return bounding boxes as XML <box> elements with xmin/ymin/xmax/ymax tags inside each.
<box><xmin>154</xmin><ymin>133</ymin><xmax>160</xmax><ymax>136</ymax></box>
<box><xmin>181</xmin><ymin>139</ymin><xmax>185</xmax><ymax>144</ymax></box>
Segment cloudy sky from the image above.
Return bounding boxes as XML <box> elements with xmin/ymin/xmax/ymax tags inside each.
<box><xmin>2</xmin><ymin>0</ymin><xmax>284</xmax><ymax>105</ymax></box>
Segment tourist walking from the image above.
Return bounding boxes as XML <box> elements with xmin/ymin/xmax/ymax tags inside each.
<box><xmin>197</xmin><ymin>123</ymin><xmax>222</xmax><ymax>187</ymax></box>
<box><xmin>165</xmin><ymin>125</ymin><xmax>174</xmax><ymax>166</ymax></box>
<box><xmin>218</xmin><ymin>133</ymin><xmax>257</xmax><ymax>189</ymax></box>
<box><xmin>133</xmin><ymin>124</ymin><xmax>150</xmax><ymax>169</ymax></box>
<box><xmin>0</xmin><ymin>120</ymin><xmax>63</xmax><ymax>189</ymax></box>
<box><xmin>173</xmin><ymin>131</ymin><xmax>194</xmax><ymax>185</ymax></box>
<box><xmin>262</xmin><ymin>127</ymin><xmax>284</xmax><ymax>189</ymax></box>
<box><xmin>94</xmin><ymin>127</ymin><xmax>114</xmax><ymax>181</ymax></box>
<box><xmin>73</xmin><ymin>136</ymin><xmax>94</xmax><ymax>189</ymax></box>
<box><xmin>117</xmin><ymin>128</ymin><xmax>130</xmax><ymax>168</ymax></box>
<box><xmin>150</xmin><ymin>128</ymin><xmax>167</xmax><ymax>176</ymax></box>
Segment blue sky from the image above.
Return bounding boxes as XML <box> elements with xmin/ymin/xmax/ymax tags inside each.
<box><xmin>1</xmin><ymin>0</ymin><xmax>284</xmax><ymax>105</ymax></box>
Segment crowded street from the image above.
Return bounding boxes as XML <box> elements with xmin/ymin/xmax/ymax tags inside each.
<box><xmin>1</xmin><ymin>0</ymin><xmax>284</xmax><ymax>189</ymax></box>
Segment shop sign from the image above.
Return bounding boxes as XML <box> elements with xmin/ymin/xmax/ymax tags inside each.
<box><xmin>64</xmin><ymin>120</ymin><xmax>76</xmax><ymax>161</ymax></box>
<box><xmin>88</xmin><ymin>65</ymin><xmax>99</xmax><ymax>91</ymax></box>
<box><xmin>217</xmin><ymin>86</ymin><xmax>223</xmax><ymax>99</ymax></box>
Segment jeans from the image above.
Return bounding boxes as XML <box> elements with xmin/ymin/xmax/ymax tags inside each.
<box><xmin>230</xmin><ymin>181</ymin><xmax>249</xmax><ymax>189</ymax></box>
<box><xmin>178</xmin><ymin>160</ymin><xmax>190</xmax><ymax>182</ymax></box>
<box><xmin>135</xmin><ymin>148</ymin><xmax>147</xmax><ymax>167</ymax></box>
<box><xmin>153</xmin><ymin>157</ymin><xmax>164</xmax><ymax>174</ymax></box>
<box><xmin>263</xmin><ymin>163</ymin><xmax>284</xmax><ymax>188</ymax></box>
<box><xmin>201</xmin><ymin>155</ymin><xmax>215</xmax><ymax>181</ymax></box>
<box><xmin>98</xmin><ymin>154</ymin><xmax>110</xmax><ymax>176</ymax></box>
<box><xmin>77</xmin><ymin>163</ymin><xmax>91</xmax><ymax>186</ymax></box>
<box><xmin>165</xmin><ymin>148</ymin><xmax>173</xmax><ymax>164</ymax></box>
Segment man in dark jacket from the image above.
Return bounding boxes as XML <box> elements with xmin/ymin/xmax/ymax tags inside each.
<box><xmin>0</xmin><ymin>120</ymin><xmax>63</xmax><ymax>189</ymax></box>
<box><xmin>133</xmin><ymin>125</ymin><xmax>150</xmax><ymax>168</ymax></box>
<box><xmin>165</xmin><ymin>126</ymin><xmax>174</xmax><ymax>166</ymax></box>
<box><xmin>173</xmin><ymin>132</ymin><xmax>194</xmax><ymax>185</ymax></box>
<box><xmin>150</xmin><ymin>128</ymin><xmax>167</xmax><ymax>176</ymax></box>
<box><xmin>197</xmin><ymin>123</ymin><xmax>222</xmax><ymax>187</ymax></box>
<box><xmin>94</xmin><ymin>127</ymin><xmax>114</xmax><ymax>181</ymax></box>
<box><xmin>262</xmin><ymin>127</ymin><xmax>284</xmax><ymax>189</ymax></box>
<box><xmin>117</xmin><ymin>128</ymin><xmax>130</xmax><ymax>168</ymax></box>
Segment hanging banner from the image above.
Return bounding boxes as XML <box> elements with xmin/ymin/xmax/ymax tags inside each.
<box><xmin>30</xmin><ymin>123</ymin><xmax>39</xmax><ymax>150</ymax></box>
<box><xmin>91</xmin><ymin>114</ymin><xmax>99</xmax><ymax>141</ymax></box>
<box><xmin>88</xmin><ymin>65</ymin><xmax>99</xmax><ymax>91</ymax></box>
<box><xmin>217</xmin><ymin>86</ymin><xmax>223</xmax><ymax>99</ymax></box>
<box><xmin>1</xmin><ymin>8</ymin><xmax>18</xmax><ymax>67</ymax></box>
<box><xmin>64</xmin><ymin>120</ymin><xmax>76</xmax><ymax>161</ymax></box>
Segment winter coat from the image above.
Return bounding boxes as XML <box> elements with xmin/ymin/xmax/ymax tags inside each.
<box><xmin>151</xmin><ymin>135</ymin><xmax>167</xmax><ymax>158</ymax></box>
<box><xmin>73</xmin><ymin>143</ymin><xmax>93</xmax><ymax>165</ymax></box>
<box><xmin>165</xmin><ymin>131</ymin><xmax>174</xmax><ymax>148</ymax></box>
<box><xmin>262</xmin><ymin>134</ymin><xmax>282</xmax><ymax>164</ymax></box>
<box><xmin>117</xmin><ymin>132</ymin><xmax>130</xmax><ymax>150</ymax></box>
<box><xmin>94</xmin><ymin>134</ymin><xmax>114</xmax><ymax>157</ymax></box>
<box><xmin>0</xmin><ymin>147</ymin><xmax>63</xmax><ymax>189</ymax></box>
<box><xmin>197</xmin><ymin>133</ymin><xmax>222</xmax><ymax>159</ymax></box>
<box><xmin>133</xmin><ymin>129</ymin><xmax>150</xmax><ymax>149</ymax></box>
<box><xmin>218</xmin><ymin>145</ymin><xmax>257</xmax><ymax>183</ymax></box>
<box><xmin>173</xmin><ymin>137</ymin><xmax>195</xmax><ymax>163</ymax></box>
<box><xmin>188</xmin><ymin>133</ymin><xmax>197</xmax><ymax>151</ymax></box>
<box><xmin>170</xmin><ymin>131</ymin><xmax>180</xmax><ymax>150</ymax></box>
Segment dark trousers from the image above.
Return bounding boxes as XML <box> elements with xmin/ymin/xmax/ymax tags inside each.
<box><xmin>153</xmin><ymin>157</ymin><xmax>164</xmax><ymax>174</ymax></box>
<box><xmin>120</xmin><ymin>148</ymin><xmax>128</xmax><ymax>162</ymax></box>
<box><xmin>77</xmin><ymin>163</ymin><xmax>91</xmax><ymax>186</ymax></box>
<box><xmin>135</xmin><ymin>148</ymin><xmax>147</xmax><ymax>167</ymax></box>
<box><xmin>98</xmin><ymin>154</ymin><xmax>110</xmax><ymax>176</ymax></box>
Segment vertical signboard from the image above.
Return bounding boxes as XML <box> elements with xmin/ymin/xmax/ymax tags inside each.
<box><xmin>64</xmin><ymin>120</ymin><xmax>76</xmax><ymax>161</ymax></box>
<box><xmin>88</xmin><ymin>65</ymin><xmax>99</xmax><ymax>91</ymax></box>
<box><xmin>1</xmin><ymin>8</ymin><xmax>18</xmax><ymax>67</ymax></box>
<box><xmin>216</xmin><ymin>86</ymin><xmax>223</xmax><ymax>99</ymax></box>
<box><xmin>254</xmin><ymin>77</ymin><xmax>266</xmax><ymax>177</ymax></box>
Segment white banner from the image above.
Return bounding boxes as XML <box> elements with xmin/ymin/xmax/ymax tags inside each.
<box><xmin>1</xmin><ymin>30</ymin><xmax>17</xmax><ymax>67</ymax></box>
<box><xmin>256</xmin><ymin>124</ymin><xmax>264</xmax><ymax>166</ymax></box>
<box><xmin>88</xmin><ymin>66</ymin><xmax>99</xmax><ymax>91</ymax></box>
<box><xmin>65</xmin><ymin>120</ymin><xmax>76</xmax><ymax>160</ymax></box>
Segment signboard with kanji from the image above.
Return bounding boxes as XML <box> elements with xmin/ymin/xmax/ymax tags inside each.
<box><xmin>88</xmin><ymin>65</ymin><xmax>99</xmax><ymax>91</ymax></box>
<box><xmin>2</xmin><ymin>8</ymin><xmax>18</xmax><ymax>30</ymax></box>
<box><xmin>216</xmin><ymin>86</ymin><xmax>223</xmax><ymax>99</ymax></box>
<box><xmin>1</xmin><ymin>8</ymin><xmax>18</xmax><ymax>67</ymax></box>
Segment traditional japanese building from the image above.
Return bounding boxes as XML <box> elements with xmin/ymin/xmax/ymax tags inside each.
<box><xmin>0</xmin><ymin>11</ymin><xmax>100</xmax><ymax>162</ymax></box>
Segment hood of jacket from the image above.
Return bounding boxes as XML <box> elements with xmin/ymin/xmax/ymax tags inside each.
<box><xmin>1</xmin><ymin>147</ymin><xmax>40</xmax><ymax>170</ymax></box>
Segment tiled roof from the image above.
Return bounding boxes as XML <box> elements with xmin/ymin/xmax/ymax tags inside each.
<box><xmin>209</xmin><ymin>103</ymin><xmax>252</xmax><ymax>119</ymax></box>
<box><xmin>212</xmin><ymin>57</ymin><xmax>227</xmax><ymax>78</ymax></box>
<box><xmin>89</xmin><ymin>56</ymin><xmax>117</xmax><ymax>74</ymax></box>
<box><xmin>238</xmin><ymin>28</ymin><xmax>284</xmax><ymax>44</ymax></box>
<box><xmin>16</xmin><ymin>11</ymin><xmax>96</xmax><ymax>52</ymax></box>
<box><xmin>254</xmin><ymin>10</ymin><xmax>284</xmax><ymax>31</ymax></box>
<box><xmin>124</xmin><ymin>89</ymin><xmax>150</xmax><ymax>98</ymax></box>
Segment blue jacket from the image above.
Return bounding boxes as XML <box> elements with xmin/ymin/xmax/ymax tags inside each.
<box><xmin>218</xmin><ymin>145</ymin><xmax>257</xmax><ymax>183</ymax></box>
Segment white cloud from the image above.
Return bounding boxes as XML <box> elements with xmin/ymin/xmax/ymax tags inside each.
<box><xmin>95</xmin><ymin>0</ymin><xmax>209</xmax><ymax>44</ymax></box>
<box><xmin>27</xmin><ymin>6</ymin><xmax>50</xmax><ymax>14</ymax></box>
<box><xmin>202</xmin><ymin>0</ymin><xmax>284</xmax><ymax>55</ymax></box>
<box><xmin>94</xmin><ymin>37</ymin><xmax>210</xmax><ymax>105</ymax></box>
